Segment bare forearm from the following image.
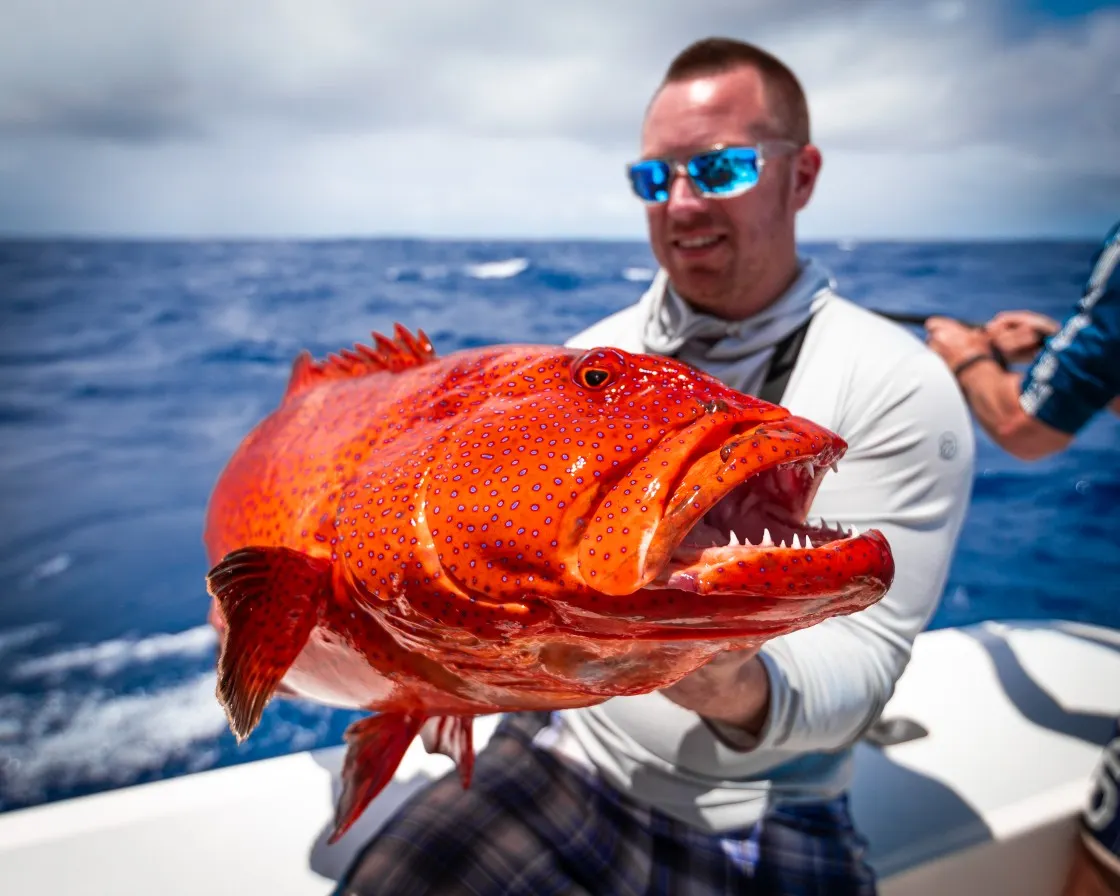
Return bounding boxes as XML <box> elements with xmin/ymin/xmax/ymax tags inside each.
<box><xmin>956</xmin><ymin>360</ymin><xmax>1072</xmax><ymax>460</ymax></box>
<box><xmin>660</xmin><ymin>649</ymin><xmax>771</xmax><ymax>735</ymax></box>
<box><xmin>955</xmin><ymin>359</ymin><xmax>1023</xmax><ymax>438</ymax></box>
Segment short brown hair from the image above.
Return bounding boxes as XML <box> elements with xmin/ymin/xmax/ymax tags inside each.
<box><xmin>660</xmin><ymin>37</ymin><xmax>810</xmax><ymax>144</ymax></box>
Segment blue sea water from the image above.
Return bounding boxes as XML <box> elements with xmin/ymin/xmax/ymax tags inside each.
<box><xmin>0</xmin><ymin>238</ymin><xmax>1117</xmax><ymax>813</ymax></box>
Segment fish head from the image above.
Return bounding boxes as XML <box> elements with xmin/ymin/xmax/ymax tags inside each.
<box><xmin>419</xmin><ymin>344</ymin><xmax>894</xmax><ymax>639</ymax></box>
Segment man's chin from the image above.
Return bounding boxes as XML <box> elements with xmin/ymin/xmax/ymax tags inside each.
<box><xmin>666</xmin><ymin>269</ymin><xmax>735</xmax><ymax>315</ymax></box>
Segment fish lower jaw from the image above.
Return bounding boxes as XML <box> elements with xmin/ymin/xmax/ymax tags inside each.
<box><xmin>703</xmin><ymin>519</ymin><xmax>861</xmax><ymax>551</ymax></box>
<box><xmin>656</xmin><ymin>530</ymin><xmax>869</xmax><ymax>589</ymax></box>
<box><xmin>676</xmin><ymin>506</ymin><xmax>860</xmax><ymax>555</ymax></box>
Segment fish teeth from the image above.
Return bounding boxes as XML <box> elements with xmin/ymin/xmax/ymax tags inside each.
<box><xmin>805</xmin><ymin>535</ymin><xmax>814</xmax><ymax>549</ymax></box>
<box><xmin>791</xmin><ymin>533</ymin><xmax>801</xmax><ymax>550</ymax></box>
<box><xmin>728</xmin><ymin>529</ymin><xmax>739</xmax><ymax>546</ymax></box>
<box><xmin>761</xmin><ymin>528</ymin><xmax>773</xmax><ymax>547</ymax></box>
<box><xmin>850</xmin><ymin>525</ymin><xmax>860</xmax><ymax>538</ymax></box>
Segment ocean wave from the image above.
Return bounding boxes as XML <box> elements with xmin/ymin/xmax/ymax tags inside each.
<box><xmin>0</xmin><ymin>623</ymin><xmax>58</xmax><ymax>659</ymax></box>
<box><xmin>18</xmin><ymin>552</ymin><xmax>75</xmax><ymax>594</ymax></box>
<box><xmin>11</xmin><ymin>625</ymin><xmax>217</xmax><ymax>681</ymax></box>
<box><xmin>0</xmin><ymin>674</ymin><xmax>228</xmax><ymax>804</ymax></box>
<box><xmin>385</xmin><ymin>263</ymin><xmax>449</xmax><ymax>282</ymax></box>
<box><xmin>462</xmin><ymin>258</ymin><xmax>530</xmax><ymax>280</ymax></box>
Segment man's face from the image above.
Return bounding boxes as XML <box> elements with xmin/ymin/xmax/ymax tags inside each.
<box><xmin>639</xmin><ymin>66</ymin><xmax>819</xmax><ymax>318</ymax></box>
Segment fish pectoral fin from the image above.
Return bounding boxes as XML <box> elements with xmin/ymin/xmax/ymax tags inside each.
<box><xmin>420</xmin><ymin>716</ymin><xmax>477</xmax><ymax>790</ymax></box>
<box><xmin>205</xmin><ymin>545</ymin><xmax>331</xmax><ymax>741</ymax></box>
<box><xmin>331</xmin><ymin>712</ymin><xmax>427</xmax><ymax>844</ymax></box>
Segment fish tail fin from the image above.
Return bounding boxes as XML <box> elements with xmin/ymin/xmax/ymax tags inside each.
<box><xmin>205</xmin><ymin>545</ymin><xmax>331</xmax><ymax>741</ymax></box>
<box><xmin>330</xmin><ymin>712</ymin><xmax>427</xmax><ymax>844</ymax></box>
<box><xmin>422</xmin><ymin>715</ymin><xmax>477</xmax><ymax>790</ymax></box>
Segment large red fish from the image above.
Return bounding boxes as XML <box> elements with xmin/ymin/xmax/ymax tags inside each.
<box><xmin>203</xmin><ymin>325</ymin><xmax>893</xmax><ymax>842</ymax></box>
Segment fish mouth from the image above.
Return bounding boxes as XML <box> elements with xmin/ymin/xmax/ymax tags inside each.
<box><xmin>656</xmin><ymin>424</ymin><xmax>857</xmax><ymax>582</ymax></box>
<box><xmin>577</xmin><ymin>414</ymin><xmax>894</xmax><ymax>634</ymax></box>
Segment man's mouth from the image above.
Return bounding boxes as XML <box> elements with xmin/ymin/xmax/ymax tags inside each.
<box><xmin>673</xmin><ymin>234</ymin><xmax>725</xmax><ymax>254</ymax></box>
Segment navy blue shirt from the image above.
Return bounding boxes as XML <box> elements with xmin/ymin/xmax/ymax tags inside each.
<box><xmin>1020</xmin><ymin>221</ymin><xmax>1120</xmax><ymax>435</ymax></box>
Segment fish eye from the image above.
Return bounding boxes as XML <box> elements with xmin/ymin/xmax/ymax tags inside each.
<box><xmin>571</xmin><ymin>348</ymin><xmax>626</xmax><ymax>391</ymax></box>
<box><xmin>580</xmin><ymin>368</ymin><xmax>611</xmax><ymax>389</ymax></box>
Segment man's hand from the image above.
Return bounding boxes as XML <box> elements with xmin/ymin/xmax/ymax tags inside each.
<box><xmin>984</xmin><ymin>310</ymin><xmax>1059</xmax><ymax>364</ymax></box>
<box><xmin>659</xmin><ymin>646</ymin><xmax>770</xmax><ymax>735</ymax></box>
<box><xmin>925</xmin><ymin>316</ymin><xmax>994</xmax><ymax>372</ymax></box>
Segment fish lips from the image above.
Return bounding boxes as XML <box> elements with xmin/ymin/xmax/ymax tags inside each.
<box><xmin>578</xmin><ymin>414</ymin><xmax>848</xmax><ymax>596</ymax></box>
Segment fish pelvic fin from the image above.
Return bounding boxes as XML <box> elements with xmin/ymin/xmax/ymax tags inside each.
<box><xmin>330</xmin><ymin>712</ymin><xmax>427</xmax><ymax>844</ymax></box>
<box><xmin>422</xmin><ymin>716</ymin><xmax>477</xmax><ymax>791</ymax></box>
<box><xmin>284</xmin><ymin>323</ymin><xmax>437</xmax><ymax>399</ymax></box>
<box><xmin>205</xmin><ymin>545</ymin><xmax>331</xmax><ymax>741</ymax></box>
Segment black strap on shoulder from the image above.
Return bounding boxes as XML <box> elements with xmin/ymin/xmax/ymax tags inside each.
<box><xmin>757</xmin><ymin>316</ymin><xmax>813</xmax><ymax>405</ymax></box>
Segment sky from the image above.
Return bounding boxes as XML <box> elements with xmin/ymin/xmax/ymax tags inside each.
<box><xmin>0</xmin><ymin>0</ymin><xmax>1117</xmax><ymax>240</ymax></box>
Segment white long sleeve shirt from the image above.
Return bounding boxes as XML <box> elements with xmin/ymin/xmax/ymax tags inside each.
<box><xmin>546</xmin><ymin>259</ymin><xmax>976</xmax><ymax>832</ymax></box>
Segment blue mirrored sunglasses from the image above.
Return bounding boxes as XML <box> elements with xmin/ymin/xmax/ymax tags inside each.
<box><xmin>626</xmin><ymin>141</ymin><xmax>800</xmax><ymax>204</ymax></box>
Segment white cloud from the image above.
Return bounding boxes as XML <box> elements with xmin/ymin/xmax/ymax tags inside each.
<box><xmin>0</xmin><ymin>0</ymin><xmax>1116</xmax><ymax>238</ymax></box>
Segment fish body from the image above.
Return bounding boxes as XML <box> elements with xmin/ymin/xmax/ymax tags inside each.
<box><xmin>203</xmin><ymin>325</ymin><xmax>894</xmax><ymax>840</ymax></box>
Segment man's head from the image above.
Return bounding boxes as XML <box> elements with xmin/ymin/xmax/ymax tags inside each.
<box><xmin>633</xmin><ymin>38</ymin><xmax>823</xmax><ymax>320</ymax></box>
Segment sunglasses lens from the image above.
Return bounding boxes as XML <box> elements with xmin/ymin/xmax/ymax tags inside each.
<box><xmin>627</xmin><ymin>160</ymin><xmax>672</xmax><ymax>202</ymax></box>
<box><xmin>688</xmin><ymin>147</ymin><xmax>760</xmax><ymax>196</ymax></box>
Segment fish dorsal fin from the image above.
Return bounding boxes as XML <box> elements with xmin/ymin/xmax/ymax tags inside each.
<box><xmin>284</xmin><ymin>323</ymin><xmax>437</xmax><ymax>399</ymax></box>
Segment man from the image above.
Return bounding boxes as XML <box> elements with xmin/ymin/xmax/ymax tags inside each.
<box><xmin>338</xmin><ymin>38</ymin><xmax>975</xmax><ymax>895</ymax></box>
<box><xmin>925</xmin><ymin>221</ymin><xmax>1120</xmax><ymax>461</ymax></box>
<box><xmin>926</xmin><ymin>220</ymin><xmax>1120</xmax><ymax>896</ymax></box>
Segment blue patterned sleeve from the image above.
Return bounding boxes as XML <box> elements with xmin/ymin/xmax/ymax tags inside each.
<box><xmin>1019</xmin><ymin>223</ymin><xmax>1120</xmax><ymax>435</ymax></box>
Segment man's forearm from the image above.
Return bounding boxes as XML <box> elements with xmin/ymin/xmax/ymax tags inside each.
<box><xmin>956</xmin><ymin>360</ymin><xmax>1072</xmax><ymax>460</ymax></box>
<box><xmin>660</xmin><ymin>649</ymin><xmax>771</xmax><ymax>735</ymax></box>
<box><xmin>955</xmin><ymin>358</ymin><xmax>1023</xmax><ymax>439</ymax></box>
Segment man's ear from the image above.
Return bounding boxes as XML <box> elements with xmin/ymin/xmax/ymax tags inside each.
<box><xmin>792</xmin><ymin>144</ymin><xmax>822</xmax><ymax>211</ymax></box>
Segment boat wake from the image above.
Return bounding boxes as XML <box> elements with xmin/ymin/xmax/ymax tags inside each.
<box><xmin>10</xmin><ymin>625</ymin><xmax>217</xmax><ymax>681</ymax></box>
<box><xmin>0</xmin><ymin>624</ymin><xmax>349</xmax><ymax>811</ymax></box>
<box><xmin>0</xmin><ymin>673</ymin><xmax>228</xmax><ymax>807</ymax></box>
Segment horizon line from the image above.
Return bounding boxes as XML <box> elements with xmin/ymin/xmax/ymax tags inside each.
<box><xmin>0</xmin><ymin>232</ymin><xmax>1105</xmax><ymax>244</ymax></box>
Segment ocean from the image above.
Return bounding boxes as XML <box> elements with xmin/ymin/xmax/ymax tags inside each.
<box><xmin>1</xmin><ymin>238</ymin><xmax>1117</xmax><ymax>813</ymax></box>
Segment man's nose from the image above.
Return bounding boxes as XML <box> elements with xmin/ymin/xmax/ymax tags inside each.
<box><xmin>665</xmin><ymin>168</ymin><xmax>707</xmax><ymax>217</ymax></box>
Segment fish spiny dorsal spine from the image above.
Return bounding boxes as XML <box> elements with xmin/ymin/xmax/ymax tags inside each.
<box><xmin>284</xmin><ymin>323</ymin><xmax>437</xmax><ymax>399</ymax></box>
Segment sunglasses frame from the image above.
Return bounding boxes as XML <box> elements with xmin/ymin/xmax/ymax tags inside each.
<box><xmin>625</xmin><ymin>140</ymin><xmax>803</xmax><ymax>205</ymax></box>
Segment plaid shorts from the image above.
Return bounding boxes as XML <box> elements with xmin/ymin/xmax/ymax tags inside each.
<box><xmin>336</xmin><ymin>711</ymin><xmax>877</xmax><ymax>895</ymax></box>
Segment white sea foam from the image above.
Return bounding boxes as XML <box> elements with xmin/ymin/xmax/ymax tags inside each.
<box><xmin>946</xmin><ymin>585</ymin><xmax>971</xmax><ymax>610</ymax></box>
<box><xmin>622</xmin><ymin>266</ymin><xmax>655</xmax><ymax>283</ymax></box>
<box><xmin>0</xmin><ymin>674</ymin><xmax>228</xmax><ymax>803</ymax></box>
<box><xmin>12</xmin><ymin>625</ymin><xmax>218</xmax><ymax>680</ymax></box>
<box><xmin>0</xmin><ymin>623</ymin><xmax>58</xmax><ymax>658</ymax></box>
<box><xmin>19</xmin><ymin>553</ymin><xmax>72</xmax><ymax>589</ymax></box>
<box><xmin>463</xmin><ymin>257</ymin><xmax>529</xmax><ymax>280</ymax></box>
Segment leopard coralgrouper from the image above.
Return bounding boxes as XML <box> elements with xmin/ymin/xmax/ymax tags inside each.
<box><xmin>202</xmin><ymin>324</ymin><xmax>894</xmax><ymax>841</ymax></box>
